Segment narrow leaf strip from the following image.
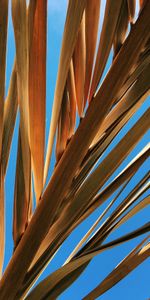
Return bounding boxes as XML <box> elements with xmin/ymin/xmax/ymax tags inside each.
<box><xmin>28</xmin><ymin>0</ymin><xmax>47</xmax><ymax>201</ymax></box>
<box><xmin>113</xmin><ymin>0</ymin><xmax>129</xmax><ymax>57</ymax></box>
<box><xmin>55</xmin><ymin>86</ymin><xmax>70</xmax><ymax>162</ymax></box>
<box><xmin>79</xmin><ymin>146</ymin><xmax>149</xmax><ymax>225</ymax></box>
<box><xmin>84</xmin><ymin>0</ymin><xmax>100</xmax><ymax>102</ymax></box>
<box><xmin>2</xmin><ymin>63</ymin><xmax>18</xmax><ymax>176</ymax></box>
<box><xmin>13</xmin><ymin>129</ymin><xmax>30</xmax><ymax>249</ymax></box>
<box><xmin>64</xmin><ymin>180</ymin><xmax>129</xmax><ymax>265</ymax></box>
<box><xmin>91</xmin><ymin>65</ymin><xmax>150</xmax><ymax>147</ymax></box>
<box><xmin>67</xmin><ymin>60</ymin><xmax>76</xmax><ymax>138</ymax></box>
<box><xmin>84</xmin><ymin>185</ymin><xmax>150</xmax><ymax>254</ymax></box>
<box><xmin>89</xmin><ymin>0</ymin><xmax>123</xmax><ymax>101</ymax></box>
<box><xmin>0</xmin><ymin>0</ymin><xmax>8</xmax><ymax>157</ymax></box>
<box><xmin>12</xmin><ymin>0</ymin><xmax>31</xmax><ymax>204</ymax></box>
<box><xmin>21</xmin><ymin>149</ymin><xmax>149</xmax><ymax>297</ymax></box>
<box><xmin>28</xmin><ymin>146</ymin><xmax>149</xmax><ymax>278</ymax></box>
<box><xmin>73</xmin><ymin>13</ymin><xmax>86</xmax><ymax>116</ymax></box>
<box><xmin>0</xmin><ymin>167</ymin><xmax>4</xmax><ymax>277</ymax></box>
<box><xmin>66</xmin><ymin>110</ymin><xmax>149</xmax><ymax>228</ymax></box>
<box><xmin>113</xmin><ymin>196</ymin><xmax>150</xmax><ymax>232</ymax></box>
<box><xmin>74</xmin><ymin>86</ymin><xmax>149</xmax><ymax>193</ymax></box>
<box><xmin>44</xmin><ymin>0</ymin><xmax>87</xmax><ymax>182</ymax></box>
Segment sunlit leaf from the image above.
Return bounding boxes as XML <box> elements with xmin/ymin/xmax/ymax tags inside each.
<box><xmin>28</xmin><ymin>0</ymin><xmax>47</xmax><ymax>201</ymax></box>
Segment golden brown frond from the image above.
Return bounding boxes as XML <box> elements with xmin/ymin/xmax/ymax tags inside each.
<box><xmin>0</xmin><ymin>1</ymin><xmax>149</xmax><ymax>299</ymax></box>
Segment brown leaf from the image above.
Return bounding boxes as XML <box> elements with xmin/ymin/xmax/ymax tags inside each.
<box><xmin>55</xmin><ymin>86</ymin><xmax>70</xmax><ymax>162</ymax></box>
<box><xmin>127</xmin><ymin>0</ymin><xmax>136</xmax><ymax>23</ymax></box>
<box><xmin>113</xmin><ymin>0</ymin><xmax>129</xmax><ymax>57</ymax></box>
<box><xmin>25</xmin><ymin>224</ymin><xmax>150</xmax><ymax>299</ymax></box>
<box><xmin>26</xmin><ymin>145</ymin><xmax>149</xmax><ymax>286</ymax></box>
<box><xmin>1</xmin><ymin>4</ymin><xmax>149</xmax><ymax>298</ymax></box>
<box><xmin>84</xmin><ymin>0</ymin><xmax>100</xmax><ymax>102</ymax></box>
<box><xmin>91</xmin><ymin>63</ymin><xmax>150</xmax><ymax>147</ymax></box>
<box><xmin>13</xmin><ymin>128</ymin><xmax>31</xmax><ymax>249</ymax></box>
<box><xmin>83</xmin><ymin>238</ymin><xmax>150</xmax><ymax>299</ymax></box>
<box><xmin>44</xmin><ymin>0</ymin><xmax>87</xmax><ymax>183</ymax></box>
<box><xmin>1</xmin><ymin>63</ymin><xmax>18</xmax><ymax>176</ymax></box>
<box><xmin>89</xmin><ymin>0</ymin><xmax>123</xmax><ymax>101</ymax></box>
<box><xmin>64</xmin><ymin>179</ymin><xmax>129</xmax><ymax>264</ymax></box>
<box><xmin>80</xmin><ymin>145</ymin><xmax>149</xmax><ymax>225</ymax></box>
<box><xmin>12</xmin><ymin>0</ymin><xmax>31</xmax><ymax>204</ymax></box>
<box><xmin>67</xmin><ymin>60</ymin><xmax>76</xmax><ymax>138</ymax></box>
<box><xmin>0</xmin><ymin>0</ymin><xmax>8</xmax><ymax>158</ymax></box>
<box><xmin>28</xmin><ymin>0</ymin><xmax>47</xmax><ymax>201</ymax></box>
<box><xmin>0</xmin><ymin>167</ymin><xmax>4</xmax><ymax>278</ymax></box>
<box><xmin>21</xmin><ymin>147</ymin><xmax>149</xmax><ymax>297</ymax></box>
<box><xmin>73</xmin><ymin>13</ymin><xmax>86</xmax><ymax>116</ymax></box>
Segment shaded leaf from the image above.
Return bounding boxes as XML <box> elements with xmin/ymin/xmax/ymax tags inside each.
<box><xmin>0</xmin><ymin>0</ymin><xmax>8</xmax><ymax>158</ymax></box>
<box><xmin>56</xmin><ymin>86</ymin><xmax>70</xmax><ymax>162</ymax></box>
<box><xmin>127</xmin><ymin>0</ymin><xmax>136</xmax><ymax>23</ymax></box>
<box><xmin>13</xmin><ymin>128</ymin><xmax>31</xmax><ymax>249</ymax></box>
<box><xmin>80</xmin><ymin>145</ymin><xmax>149</xmax><ymax>224</ymax></box>
<box><xmin>113</xmin><ymin>0</ymin><xmax>129</xmax><ymax>57</ymax></box>
<box><xmin>2</xmin><ymin>63</ymin><xmax>18</xmax><ymax>176</ymax></box>
<box><xmin>64</xmin><ymin>180</ymin><xmax>129</xmax><ymax>264</ymax></box>
<box><xmin>84</xmin><ymin>0</ymin><xmax>100</xmax><ymax>102</ymax></box>
<box><xmin>89</xmin><ymin>0</ymin><xmax>123</xmax><ymax>101</ymax></box>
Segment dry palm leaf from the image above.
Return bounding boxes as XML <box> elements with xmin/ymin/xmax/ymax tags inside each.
<box><xmin>84</xmin><ymin>0</ymin><xmax>100</xmax><ymax>102</ymax></box>
<box><xmin>13</xmin><ymin>128</ymin><xmax>31</xmax><ymax>249</ymax></box>
<box><xmin>55</xmin><ymin>86</ymin><xmax>70</xmax><ymax>162</ymax></box>
<box><xmin>72</xmin><ymin>81</ymin><xmax>149</xmax><ymax>193</ymax></box>
<box><xmin>28</xmin><ymin>0</ymin><xmax>47</xmax><ymax>202</ymax></box>
<box><xmin>0</xmin><ymin>1</ymin><xmax>149</xmax><ymax>299</ymax></box>
<box><xmin>83</xmin><ymin>237</ymin><xmax>150</xmax><ymax>299</ymax></box>
<box><xmin>67</xmin><ymin>60</ymin><xmax>76</xmax><ymax>138</ymax></box>
<box><xmin>25</xmin><ymin>223</ymin><xmax>150</xmax><ymax>299</ymax></box>
<box><xmin>65</xmin><ymin>110</ymin><xmax>149</xmax><ymax>226</ymax></box>
<box><xmin>1</xmin><ymin>63</ymin><xmax>18</xmax><ymax>176</ymax></box>
<box><xmin>79</xmin><ymin>183</ymin><xmax>149</xmax><ymax>254</ymax></box>
<box><xmin>12</xmin><ymin>0</ymin><xmax>31</xmax><ymax>208</ymax></box>
<box><xmin>91</xmin><ymin>63</ymin><xmax>150</xmax><ymax>147</ymax></box>
<box><xmin>113</xmin><ymin>0</ymin><xmax>129</xmax><ymax>57</ymax></box>
<box><xmin>25</xmin><ymin>146</ymin><xmax>149</xmax><ymax>291</ymax></box>
<box><xmin>0</xmin><ymin>0</ymin><xmax>8</xmax><ymax>158</ymax></box>
<box><xmin>73</xmin><ymin>13</ymin><xmax>86</xmax><ymax>116</ymax></box>
<box><xmin>44</xmin><ymin>0</ymin><xmax>87</xmax><ymax>183</ymax></box>
<box><xmin>79</xmin><ymin>146</ymin><xmax>149</xmax><ymax>225</ymax></box>
<box><xmin>89</xmin><ymin>0</ymin><xmax>123</xmax><ymax>101</ymax></box>
<box><xmin>0</xmin><ymin>167</ymin><xmax>4</xmax><ymax>277</ymax></box>
<box><xmin>64</xmin><ymin>179</ymin><xmax>130</xmax><ymax>264</ymax></box>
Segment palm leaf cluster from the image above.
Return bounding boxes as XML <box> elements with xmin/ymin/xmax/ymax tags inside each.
<box><xmin>0</xmin><ymin>0</ymin><xmax>150</xmax><ymax>299</ymax></box>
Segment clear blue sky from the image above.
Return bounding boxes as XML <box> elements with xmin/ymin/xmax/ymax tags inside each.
<box><xmin>4</xmin><ymin>1</ymin><xmax>150</xmax><ymax>299</ymax></box>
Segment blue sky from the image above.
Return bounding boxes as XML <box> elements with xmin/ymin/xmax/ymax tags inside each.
<box><xmin>4</xmin><ymin>1</ymin><xmax>150</xmax><ymax>299</ymax></box>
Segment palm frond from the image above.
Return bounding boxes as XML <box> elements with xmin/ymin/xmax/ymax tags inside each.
<box><xmin>0</xmin><ymin>1</ymin><xmax>149</xmax><ymax>299</ymax></box>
